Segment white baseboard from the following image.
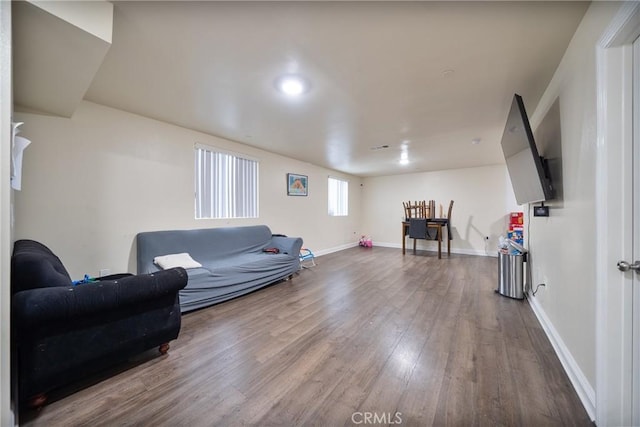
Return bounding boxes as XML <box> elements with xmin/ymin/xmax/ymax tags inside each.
<box><xmin>313</xmin><ymin>242</ymin><xmax>359</xmax><ymax>257</ymax></box>
<box><xmin>374</xmin><ymin>241</ymin><xmax>498</xmax><ymax>258</ymax></box>
<box><xmin>527</xmin><ymin>294</ymin><xmax>596</xmax><ymax>421</ymax></box>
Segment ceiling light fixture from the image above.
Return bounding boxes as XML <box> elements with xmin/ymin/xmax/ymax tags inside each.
<box><xmin>276</xmin><ymin>75</ymin><xmax>309</xmax><ymax>96</ymax></box>
<box><xmin>399</xmin><ymin>150</ymin><xmax>409</xmax><ymax>166</ymax></box>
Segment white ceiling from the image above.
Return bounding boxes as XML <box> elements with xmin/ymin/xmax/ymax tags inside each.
<box><xmin>24</xmin><ymin>1</ymin><xmax>591</xmax><ymax>177</ymax></box>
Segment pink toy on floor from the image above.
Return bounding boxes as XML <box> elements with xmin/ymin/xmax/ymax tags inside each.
<box><xmin>359</xmin><ymin>235</ymin><xmax>373</xmax><ymax>248</ymax></box>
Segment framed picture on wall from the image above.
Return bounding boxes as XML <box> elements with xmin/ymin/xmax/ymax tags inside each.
<box><xmin>287</xmin><ymin>173</ymin><xmax>308</xmax><ymax>196</ymax></box>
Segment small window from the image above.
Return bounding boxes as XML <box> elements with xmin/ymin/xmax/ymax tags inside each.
<box><xmin>328</xmin><ymin>177</ymin><xmax>348</xmax><ymax>216</ymax></box>
<box><xmin>195</xmin><ymin>144</ymin><xmax>258</xmax><ymax>219</ymax></box>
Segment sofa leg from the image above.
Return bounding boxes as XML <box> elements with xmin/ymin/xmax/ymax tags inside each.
<box><xmin>158</xmin><ymin>342</ymin><xmax>170</xmax><ymax>355</ymax></box>
<box><xmin>28</xmin><ymin>393</ymin><xmax>47</xmax><ymax>409</ymax></box>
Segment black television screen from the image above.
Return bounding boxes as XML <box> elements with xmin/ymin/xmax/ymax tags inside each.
<box><xmin>500</xmin><ymin>94</ymin><xmax>553</xmax><ymax>205</ymax></box>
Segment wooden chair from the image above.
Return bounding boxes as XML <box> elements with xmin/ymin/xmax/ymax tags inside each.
<box><xmin>446</xmin><ymin>200</ymin><xmax>454</xmax><ymax>252</ymax></box>
<box><xmin>403</xmin><ymin>200</ymin><xmax>427</xmax><ymax>220</ymax></box>
<box><xmin>435</xmin><ymin>200</ymin><xmax>454</xmax><ymax>256</ymax></box>
<box><xmin>402</xmin><ymin>201</ymin><xmax>410</xmax><ymax>219</ymax></box>
<box><xmin>411</xmin><ymin>200</ymin><xmax>454</xmax><ymax>259</ymax></box>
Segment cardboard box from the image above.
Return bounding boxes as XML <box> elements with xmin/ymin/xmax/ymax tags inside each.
<box><xmin>508</xmin><ymin>229</ymin><xmax>523</xmax><ymax>241</ymax></box>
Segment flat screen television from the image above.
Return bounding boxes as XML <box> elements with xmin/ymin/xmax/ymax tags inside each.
<box><xmin>500</xmin><ymin>94</ymin><xmax>554</xmax><ymax>205</ymax></box>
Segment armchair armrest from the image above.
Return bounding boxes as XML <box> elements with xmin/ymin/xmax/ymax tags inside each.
<box><xmin>268</xmin><ymin>236</ymin><xmax>303</xmax><ymax>256</ymax></box>
<box><xmin>13</xmin><ymin>267</ymin><xmax>187</xmax><ymax>328</ymax></box>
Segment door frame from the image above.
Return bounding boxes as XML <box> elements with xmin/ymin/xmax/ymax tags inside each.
<box><xmin>633</xmin><ymin>35</ymin><xmax>640</xmax><ymax>427</ymax></box>
<box><xmin>0</xmin><ymin>1</ymin><xmax>12</xmax><ymax>425</ymax></box>
<box><xmin>595</xmin><ymin>2</ymin><xmax>640</xmax><ymax>426</ymax></box>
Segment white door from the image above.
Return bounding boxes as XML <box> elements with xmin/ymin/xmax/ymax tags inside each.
<box><xmin>632</xmin><ymin>35</ymin><xmax>640</xmax><ymax>427</ymax></box>
<box><xmin>596</xmin><ymin>5</ymin><xmax>640</xmax><ymax>424</ymax></box>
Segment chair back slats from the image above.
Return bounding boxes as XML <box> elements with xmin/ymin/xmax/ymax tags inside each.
<box><xmin>403</xmin><ymin>200</ymin><xmax>427</xmax><ymax>219</ymax></box>
<box><xmin>404</xmin><ymin>200</ymin><xmax>438</xmax><ymax>220</ymax></box>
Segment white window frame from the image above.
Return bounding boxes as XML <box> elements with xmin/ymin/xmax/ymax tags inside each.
<box><xmin>328</xmin><ymin>176</ymin><xmax>348</xmax><ymax>216</ymax></box>
<box><xmin>194</xmin><ymin>143</ymin><xmax>259</xmax><ymax>219</ymax></box>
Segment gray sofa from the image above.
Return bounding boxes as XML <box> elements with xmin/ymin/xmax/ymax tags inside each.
<box><xmin>137</xmin><ymin>225</ymin><xmax>303</xmax><ymax>312</ymax></box>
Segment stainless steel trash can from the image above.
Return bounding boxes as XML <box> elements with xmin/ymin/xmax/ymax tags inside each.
<box><xmin>498</xmin><ymin>251</ymin><xmax>524</xmax><ymax>299</ymax></box>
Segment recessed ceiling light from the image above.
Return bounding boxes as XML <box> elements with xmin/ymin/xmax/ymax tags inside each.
<box><xmin>399</xmin><ymin>150</ymin><xmax>409</xmax><ymax>165</ymax></box>
<box><xmin>276</xmin><ymin>75</ymin><xmax>309</xmax><ymax>96</ymax></box>
<box><xmin>443</xmin><ymin>69</ymin><xmax>455</xmax><ymax>78</ymax></box>
<box><xmin>471</xmin><ymin>138</ymin><xmax>481</xmax><ymax>145</ymax></box>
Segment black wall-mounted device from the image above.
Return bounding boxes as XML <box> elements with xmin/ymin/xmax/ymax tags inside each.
<box><xmin>533</xmin><ymin>203</ymin><xmax>549</xmax><ymax>217</ymax></box>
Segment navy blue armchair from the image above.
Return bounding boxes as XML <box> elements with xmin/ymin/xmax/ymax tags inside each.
<box><xmin>11</xmin><ymin>239</ymin><xmax>187</xmax><ymax>407</ymax></box>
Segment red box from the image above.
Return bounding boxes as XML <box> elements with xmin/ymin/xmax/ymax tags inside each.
<box><xmin>510</xmin><ymin>212</ymin><xmax>524</xmax><ymax>225</ymax></box>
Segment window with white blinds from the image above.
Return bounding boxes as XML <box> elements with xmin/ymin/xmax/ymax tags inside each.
<box><xmin>195</xmin><ymin>145</ymin><xmax>258</xmax><ymax>219</ymax></box>
<box><xmin>328</xmin><ymin>177</ymin><xmax>348</xmax><ymax>216</ymax></box>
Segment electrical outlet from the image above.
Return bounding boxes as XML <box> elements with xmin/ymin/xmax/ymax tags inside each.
<box><xmin>99</xmin><ymin>269</ymin><xmax>110</xmax><ymax>277</ymax></box>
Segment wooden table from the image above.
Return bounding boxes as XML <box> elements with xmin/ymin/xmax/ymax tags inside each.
<box><xmin>402</xmin><ymin>219</ymin><xmax>450</xmax><ymax>259</ymax></box>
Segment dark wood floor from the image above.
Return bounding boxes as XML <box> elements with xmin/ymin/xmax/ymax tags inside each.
<box><xmin>21</xmin><ymin>247</ymin><xmax>592</xmax><ymax>426</ymax></box>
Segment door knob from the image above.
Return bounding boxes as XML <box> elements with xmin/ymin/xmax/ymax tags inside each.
<box><xmin>617</xmin><ymin>260</ymin><xmax>640</xmax><ymax>272</ymax></box>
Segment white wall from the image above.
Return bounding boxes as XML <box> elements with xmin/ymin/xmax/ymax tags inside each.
<box><xmin>13</xmin><ymin>101</ymin><xmax>362</xmax><ymax>278</ymax></box>
<box><xmin>362</xmin><ymin>165</ymin><xmax>520</xmax><ymax>255</ymax></box>
<box><xmin>524</xmin><ymin>1</ymin><xmax>620</xmax><ymax>415</ymax></box>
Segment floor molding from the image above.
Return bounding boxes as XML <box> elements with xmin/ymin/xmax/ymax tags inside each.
<box><xmin>374</xmin><ymin>241</ymin><xmax>497</xmax><ymax>258</ymax></box>
<box><xmin>527</xmin><ymin>294</ymin><xmax>596</xmax><ymax>421</ymax></box>
<box><xmin>313</xmin><ymin>242</ymin><xmax>359</xmax><ymax>257</ymax></box>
